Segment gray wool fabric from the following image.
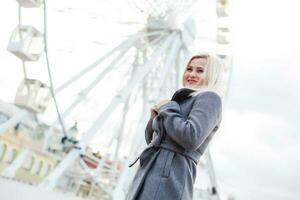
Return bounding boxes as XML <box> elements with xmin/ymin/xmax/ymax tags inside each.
<box><xmin>126</xmin><ymin>91</ymin><xmax>222</xmax><ymax>200</ymax></box>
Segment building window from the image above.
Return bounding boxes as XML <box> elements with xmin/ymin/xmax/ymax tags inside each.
<box><xmin>0</xmin><ymin>144</ymin><xmax>7</xmax><ymax>161</ymax></box>
<box><xmin>35</xmin><ymin>160</ymin><xmax>43</xmax><ymax>175</ymax></box>
<box><xmin>40</xmin><ymin>161</ymin><xmax>49</xmax><ymax>177</ymax></box>
<box><xmin>6</xmin><ymin>148</ymin><xmax>17</xmax><ymax>163</ymax></box>
<box><xmin>23</xmin><ymin>156</ymin><xmax>34</xmax><ymax>171</ymax></box>
<box><xmin>45</xmin><ymin>163</ymin><xmax>52</xmax><ymax>176</ymax></box>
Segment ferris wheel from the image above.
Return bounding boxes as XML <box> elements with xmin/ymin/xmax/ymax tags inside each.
<box><xmin>0</xmin><ymin>0</ymin><xmax>233</xmax><ymax>199</ymax></box>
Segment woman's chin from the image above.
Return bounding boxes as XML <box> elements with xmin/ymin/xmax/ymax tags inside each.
<box><xmin>184</xmin><ymin>84</ymin><xmax>200</xmax><ymax>90</ymax></box>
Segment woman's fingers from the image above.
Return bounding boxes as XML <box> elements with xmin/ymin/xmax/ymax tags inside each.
<box><xmin>150</xmin><ymin>108</ymin><xmax>158</xmax><ymax>118</ymax></box>
<box><xmin>150</xmin><ymin>100</ymin><xmax>170</xmax><ymax>118</ymax></box>
<box><xmin>156</xmin><ymin>99</ymin><xmax>170</xmax><ymax>108</ymax></box>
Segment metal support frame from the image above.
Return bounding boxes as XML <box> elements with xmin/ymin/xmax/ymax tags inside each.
<box><xmin>54</xmin><ymin>30</ymin><xmax>164</xmax><ymax>94</ymax></box>
<box><xmin>42</xmin><ymin>33</ymin><xmax>165</xmax><ymax>152</ymax></box>
<box><xmin>111</xmin><ymin>109</ymin><xmax>148</xmax><ymax>199</ymax></box>
<box><xmin>0</xmin><ymin>111</ymin><xmax>28</xmax><ymax>135</ymax></box>
<box><xmin>40</xmin><ymin>33</ymin><xmax>176</xmax><ymax>190</ymax></box>
<box><xmin>152</xmin><ymin>34</ymin><xmax>182</xmax><ymax>99</ymax></box>
<box><xmin>205</xmin><ymin>149</ymin><xmax>221</xmax><ymax>200</ymax></box>
<box><xmin>112</xmin><ymin>33</ymin><xmax>182</xmax><ymax>199</ymax></box>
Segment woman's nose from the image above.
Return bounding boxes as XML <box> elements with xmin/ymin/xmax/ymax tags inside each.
<box><xmin>190</xmin><ymin>70</ymin><xmax>196</xmax><ymax>77</ymax></box>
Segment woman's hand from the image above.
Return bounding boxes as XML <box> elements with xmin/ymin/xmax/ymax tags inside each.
<box><xmin>150</xmin><ymin>99</ymin><xmax>170</xmax><ymax>119</ymax></box>
<box><xmin>155</xmin><ymin>99</ymin><xmax>171</xmax><ymax>109</ymax></box>
<box><xmin>150</xmin><ymin>107</ymin><xmax>158</xmax><ymax>119</ymax></box>
<box><xmin>150</xmin><ymin>99</ymin><xmax>170</xmax><ymax>118</ymax></box>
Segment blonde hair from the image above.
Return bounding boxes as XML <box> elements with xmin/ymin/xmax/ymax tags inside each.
<box><xmin>182</xmin><ymin>53</ymin><xmax>225</xmax><ymax>96</ymax></box>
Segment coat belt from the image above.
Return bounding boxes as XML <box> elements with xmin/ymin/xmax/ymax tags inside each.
<box><xmin>129</xmin><ymin>140</ymin><xmax>202</xmax><ymax>168</ymax></box>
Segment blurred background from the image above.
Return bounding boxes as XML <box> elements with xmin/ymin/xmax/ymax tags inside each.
<box><xmin>0</xmin><ymin>0</ymin><xmax>299</xmax><ymax>200</ymax></box>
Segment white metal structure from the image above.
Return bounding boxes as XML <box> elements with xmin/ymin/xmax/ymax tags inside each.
<box><xmin>17</xmin><ymin>0</ymin><xmax>43</xmax><ymax>8</ymax></box>
<box><xmin>7</xmin><ymin>25</ymin><xmax>44</xmax><ymax>61</ymax></box>
<box><xmin>15</xmin><ymin>79</ymin><xmax>51</xmax><ymax>113</ymax></box>
<box><xmin>0</xmin><ymin>0</ymin><xmax>233</xmax><ymax>200</ymax></box>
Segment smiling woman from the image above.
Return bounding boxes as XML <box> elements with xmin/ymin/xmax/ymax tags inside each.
<box><xmin>183</xmin><ymin>55</ymin><xmax>208</xmax><ymax>88</ymax></box>
<box><xmin>183</xmin><ymin>54</ymin><xmax>224</xmax><ymax>95</ymax></box>
<box><xmin>126</xmin><ymin>53</ymin><xmax>224</xmax><ymax>200</ymax></box>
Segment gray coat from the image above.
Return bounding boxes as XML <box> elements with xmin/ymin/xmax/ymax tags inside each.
<box><xmin>126</xmin><ymin>91</ymin><xmax>222</xmax><ymax>200</ymax></box>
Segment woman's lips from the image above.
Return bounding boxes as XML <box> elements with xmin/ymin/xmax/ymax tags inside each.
<box><xmin>187</xmin><ymin>80</ymin><xmax>197</xmax><ymax>84</ymax></box>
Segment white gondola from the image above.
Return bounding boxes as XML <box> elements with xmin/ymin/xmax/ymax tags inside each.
<box><xmin>17</xmin><ymin>0</ymin><xmax>43</xmax><ymax>8</ymax></box>
<box><xmin>217</xmin><ymin>27</ymin><xmax>230</xmax><ymax>45</ymax></box>
<box><xmin>7</xmin><ymin>25</ymin><xmax>44</xmax><ymax>61</ymax></box>
<box><xmin>14</xmin><ymin>79</ymin><xmax>51</xmax><ymax>113</ymax></box>
<box><xmin>216</xmin><ymin>0</ymin><xmax>229</xmax><ymax>17</ymax></box>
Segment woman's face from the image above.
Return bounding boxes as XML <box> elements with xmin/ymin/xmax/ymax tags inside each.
<box><xmin>182</xmin><ymin>57</ymin><xmax>208</xmax><ymax>89</ymax></box>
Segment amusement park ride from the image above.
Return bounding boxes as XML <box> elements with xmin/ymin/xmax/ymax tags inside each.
<box><xmin>0</xmin><ymin>0</ymin><xmax>233</xmax><ymax>199</ymax></box>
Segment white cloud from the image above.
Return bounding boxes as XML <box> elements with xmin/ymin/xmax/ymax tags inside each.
<box><xmin>211</xmin><ymin>109</ymin><xmax>300</xmax><ymax>200</ymax></box>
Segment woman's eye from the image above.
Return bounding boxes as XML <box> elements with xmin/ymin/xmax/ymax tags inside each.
<box><xmin>186</xmin><ymin>67</ymin><xmax>192</xmax><ymax>71</ymax></box>
<box><xmin>197</xmin><ymin>69</ymin><xmax>204</xmax><ymax>73</ymax></box>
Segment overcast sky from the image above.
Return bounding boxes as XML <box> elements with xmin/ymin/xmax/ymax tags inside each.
<box><xmin>211</xmin><ymin>0</ymin><xmax>300</xmax><ymax>199</ymax></box>
<box><xmin>0</xmin><ymin>0</ymin><xmax>299</xmax><ymax>200</ymax></box>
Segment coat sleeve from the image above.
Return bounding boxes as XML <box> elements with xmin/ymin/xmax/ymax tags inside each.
<box><xmin>145</xmin><ymin>118</ymin><xmax>154</xmax><ymax>144</ymax></box>
<box><xmin>157</xmin><ymin>91</ymin><xmax>222</xmax><ymax>150</ymax></box>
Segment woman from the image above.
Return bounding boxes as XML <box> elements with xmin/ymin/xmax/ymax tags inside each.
<box><xmin>126</xmin><ymin>53</ymin><xmax>223</xmax><ymax>200</ymax></box>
